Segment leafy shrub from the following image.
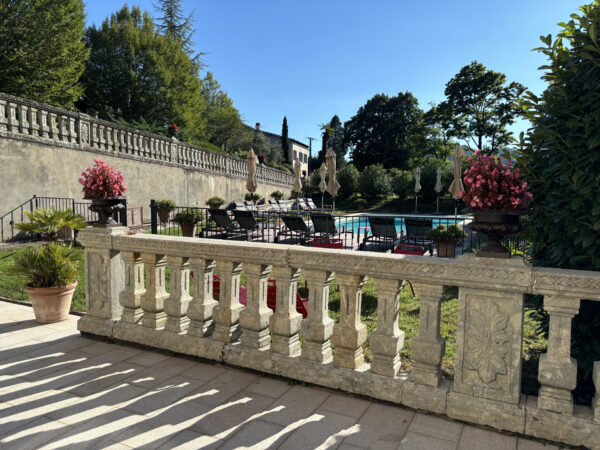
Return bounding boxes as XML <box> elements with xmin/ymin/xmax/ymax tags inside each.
<box><xmin>389</xmin><ymin>169</ymin><xmax>413</xmax><ymax>200</ymax></box>
<box><xmin>271</xmin><ymin>190</ymin><xmax>284</xmax><ymax>198</ymax></box>
<box><xmin>337</xmin><ymin>164</ymin><xmax>359</xmax><ymax>199</ymax></box>
<box><xmin>358</xmin><ymin>164</ymin><xmax>391</xmax><ymax>200</ymax></box>
<box><xmin>426</xmin><ymin>224</ymin><xmax>466</xmax><ymax>242</ymax></box>
<box><xmin>174</xmin><ymin>209</ymin><xmax>201</xmax><ymax>224</ymax></box>
<box><xmin>155</xmin><ymin>199</ymin><xmax>176</xmax><ymax>211</ymax></box>
<box><xmin>205</xmin><ymin>197</ymin><xmax>225</xmax><ymax>208</ymax></box>
<box><xmin>244</xmin><ymin>192</ymin><xmax>260</xmax><ymax>202</ymax></box>
<box><xmin>16</xmin><ymin>209</ymin><xmax>86</xmax><ymax>242</ymax></box>
<box><xmin>12</xmin><ymin>243</ymin><xmax>80</xmax><ymax>288</ymax></box>
<box><xmin>417</xmin><ymin>159</ymin><xmax>454</xmax><ymax>203</ymax></box>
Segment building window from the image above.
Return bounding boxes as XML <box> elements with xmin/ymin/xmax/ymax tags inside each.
<box><xmin>293</xmin><ymin>151</ymin><xmax>297</xmax><ymax>160</ymax></box>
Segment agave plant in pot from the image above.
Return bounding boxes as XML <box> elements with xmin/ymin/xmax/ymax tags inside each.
<box><xmin>79</xmin><ymin>159</ymin><xmax>127</xmax><ymax>227</ymax></box>
<box><xmin>461</xmin><ymin>150</ymin><xmax>533</xmax><ymax>258</ymax></box>
<box><xmin>13</xmin><ymin>209</ymin><xmax>86</xmax><ymax>323</ymax></box>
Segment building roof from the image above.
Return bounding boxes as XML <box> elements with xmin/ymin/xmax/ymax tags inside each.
<box><xmin>244</xmin><ymin>124</ymin><xmax>309</xmax><ymax>150</ymax></box>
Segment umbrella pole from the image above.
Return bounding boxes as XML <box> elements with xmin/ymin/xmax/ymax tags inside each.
<box><xmin>333</xmin><ymin>196</ymin><xmax>336</xmax><ymax>214</ymax></box>
<box><xmin>414</xmin><ymin>196</ymin><xmax>418</xmax><ymax>213</ymax></box>
<box><xmin>436</xmin><ymin>196</ymin><xmax>439</xmax><ymax>214</ymax></box>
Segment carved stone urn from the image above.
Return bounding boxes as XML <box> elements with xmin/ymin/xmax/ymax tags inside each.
<box><xmin>89</xmin><ymin>197</ymin><xmax>126</xmax><ymax>227</ymax></box>
<box><xmin>469</xmin><ymin>209</ymin><xmax>525</xmax><ymax>258</ymax></box>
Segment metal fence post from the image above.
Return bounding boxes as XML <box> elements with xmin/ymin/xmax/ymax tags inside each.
<box><xmin>120</xmin><ymin>198</ymin><xmax>128</xmax><ymax>227</ymax></box>
<box><xmin>150</xmin><ymin>199</ymin><xmax>157</xmax><ymax>234</ymax></box>
<box><xmin>72</xmin><ymin>198</ymin><xmax>76</xmax><ymax>214</ymax></box>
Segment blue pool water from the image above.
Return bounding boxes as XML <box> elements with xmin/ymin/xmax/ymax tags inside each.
<box><xmin>335</xmin><ymin>215</ymin><xmax>470</xmax><ymax>234</ymax></box>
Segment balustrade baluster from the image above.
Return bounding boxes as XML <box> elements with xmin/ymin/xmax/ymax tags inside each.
<box><xmin>7</xmin><ymin>102</ymin><xmax>18</xmax><ymax>132</ymax></box>
<box><xmin>164</xmin><ymin>256</ymin><xmax>192</xmax><ymax>333</ymax></box>
<box><xmin>27</xmin><ymin>107</ymin><xmax>39</xmax><ymax>136</ymax></box>
<box><xmin>119</xmin><ymin>252</ymin><xmax>145</xmax><ymax>323</ymax></box>
<box><xmin>370</xmin><ymin>278</ymin><xmax>404</xmax><ymax>377</ymax></box>
<box><xmin>105</xmin><ymin>126</ymin><xmax>113</xmax><ymax>149</ymax></box>
<box><xmin>0</xmin><ymin>99</ymin><xmax>7</xmax><ymax>131</ymax></box>
<box><xmin>269</xmin><ymin>266</ymin><xmax>302</xmax><ymax>356</ymax></box>
<box><xmin>410</xmin><ymin>283</ymin><xmax>445</xmax><ymax>386</ymax></box>
<box><xmin>69</xmin><ymin>117</ymin><xmax>77</xmax><ymax>143</ymax></box>
<box><xmin>301</xmin><ymin>270</ymin><xmax>335</xmax><ymax>363</ymax></box>
<box><xmin>98</xmin><ymin>125</ymin><xmax>106</xmax><ymax>148</ymax></box>
<box><xmin>49</xmin><ymin>113</ymin><xmax>58</xmax><ymax>139</ymax></box>
<box><xmin>537</xmin><ymin>295</ymin><xmax>580</xmax><ymax>414</ymax></box>
<box><xmin>140</xmin><ymin>254</ymin><xmax>168</xmax><ymax>328</ymax></box>
<box><xmin>240</xmin><ymin>264</ymin><xmax>273</xmax><ymax>349</ymax></box>
<box><xmin>212</xmin><ymin>261</ymin><xmax>243</xmax><ymax>342</ymax></box>
<box><xmin>187</xmin><ymin>258</ymin><xmax>217</xmax><ymax>337</ymax></box>
<box><xmin>18</xmin><ymin>104</ymin><xmax>29</xmax><ymax>134</ymax></box>
<box><xmin>59</xmin><ymin>115</ymin><xmax>70</xmax><ymax>142</ymax></box>
<box><xmin>332</xmin><ymin>273</ymin><xmax>367</xmax><ymax>369</ymax></box>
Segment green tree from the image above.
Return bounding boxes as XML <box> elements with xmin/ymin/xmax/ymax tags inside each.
<box><xmin>281</xmin><ymin>116</ymin><xmax>290</xmax><ymax>164</ymax></box>
<box><xmin>345</xmin><ymin>92</ymin><xmax>426</xmax><ymax>171</ymax></box>
<box><xmin>358</xmin><ymin>164</ymin><xmax>391</xmax><ymax>201</ymax></box>
<box><xmin>336</xmin><ymin>163</ymin><xmax>360</xmax><ymax>199</ymax></box>
<box><xmin>517</xmin><ymin>1</ymin><xmax>600</xmax><ymax>403</ymax></box>
<box><xmin>79</xmin><ymin>6</ymin><xmax>206</xmax><ymax>142</ymax></box>
<box><xmin>317</xmin><ymin>115</ymin><xmax>346</xmax><ymax>168</ymax></box>
<box><xmin>154</xmin><ymin>0</ymin><xmax>196</xmax><ymax>56</ymax></box>
<box><xmin>440</xmin><ymin>61</ymin><xmax>526</xmax><ymax>154</ymax></box>
<box><xmin>0</xmin><ymin>0</ymin><xmax>88</xmax><ymax>108</ymax></box>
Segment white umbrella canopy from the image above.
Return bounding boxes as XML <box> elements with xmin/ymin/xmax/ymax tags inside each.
<box><xmin>246</xmin><ymin>148</ymin><xmax>258</xmax><ymax>193</ymax></box>
<box><xmin>318</xmin><ymin>163</ymin><xmax>327</xmax><ymax>193</ymax></box>
<box><xmin>293</xmin><ymin>159</ymin><xmax>303</xmax><ymax>193</ymax></box>
<box><xmin>434</xmin><ymin>167</ymin><xmax>443</xmax><ymax>193</ymax></box>
<box><xmin>414</xmin><ymin>167</ymin><xmax>422</xmax><ymax>193</ymax></box>
<box><xmin>325</xmin><ymin>148</ymin><xmax>340</xmax><ymax>196</ymax></box>
<box><xmin>449</xmin><ymin>144</ymin><xmax>466</xmax><ymax>200</ymax></box>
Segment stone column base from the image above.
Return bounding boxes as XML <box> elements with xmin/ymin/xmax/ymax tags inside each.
<box><xmin>401</xmin><ymin>379</ymin><xmax>449</xmax><ymax>415</ymax></box>
<box><xmin>270</xmin><ymin>334</ymin><xmax>301</xmax><ymax>357</ymax></box>
<box><xmin>241</xmin><ymin>328</ymin><xmax>271</xmax><ymax>350</ymax></box>
<box><xmin>77</xmin><ymin>315</ymin><xmax>115</xmax><ymax>338</ymax></box>
<box><xmin>301</xmin><ymin>341</ymin><xmax>332</xmax><ymax>364</ymax></box>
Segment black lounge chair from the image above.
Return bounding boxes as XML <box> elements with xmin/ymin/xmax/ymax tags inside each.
<box><xmin>206</xmin><ymin>208</ymin><xmax>242</xmax><ymax>238</ymax></box>
<box><xmin>244</xmin><ymin>201</ymin><xmax>258</xmax><ymax>212</ymax></box>
<box><xmin>232</xmin><ymin>209</ymin><xmax>263</xmax><ymax>241</ymax></box>
<box><xmin>401</xmin><ymin>218</ymin><xmax>434</xmax><ymax>256</ymax></box>
<box><xmin>276</xmin><ymin>200</ymin><xmax>290</xmax><ymax>212</ymax></box>
<box><xmin>310</xmin><ymin>213</ymin><xmax>337</xmax><ymax>237</ymax></box>
<box><xmin>359</xmin><ymin>216</ymin><xmax>402</xmax><ymax>251</ymax></box>
<box><xmin>275</xmin><ymin>214</ymin><xmax>310</xmax><ymax>244</ymax></box>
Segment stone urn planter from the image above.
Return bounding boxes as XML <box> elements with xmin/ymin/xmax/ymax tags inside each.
<box><xmin>469</xmin><ymin>209</ymin><xmax>525</xmax><ymax>259</ymax></box>
<box><xmin>25</xmin><ymin>282</ymin><xmax>77</xmax><ymax>323</ymax></box>
<box><xmin>89</xmin><ymin>196</ymin><xmax>126</xmax><ymax>227</ymax></box>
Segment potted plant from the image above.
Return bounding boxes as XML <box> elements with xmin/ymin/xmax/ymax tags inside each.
<box><xmin>461</xmin><ymin>149</ymin><xmax>533</xmax><ymax>258</ymax></box>
<box><xmin>13</xmin><ymin>209</ymin><xmax>86</xmax><ymax>323</ymax></box>
<box><xmin>174</xmin><ymin>209</ymin><xmax>201</xmax><ymax>237</ymax></box>
<box><xmin>257</xmin><ymin>153</ymin><xmax>266</xmax><ymax>164</ymax></box>
<box><xmin>426</xmin><ymin>225</ymin><xmax>466</xmax><ymax>258</ymax></box>
<box><xmin>271</xmin><ymin>190</ymin><xmax>284</xmax><ymax>201</ymax></box>
<box><xmin>245</xmin><ymin>192</ymin><xmax>260</xmax><ymax>204</ymax></box>
<box><xmin>168</xmin><ymin>123</ymin><xmax>178</xmax><ymax>138</ymax></box>
<box><xmin>156</xmin><ymin>199</ymin><xmax>176</xmax><ymax>223</ymax></box>
<box><xmin>79</xmin><ymin>159</ymin><xmax>127</xmax><ymax>227</ymax></box>
<box><xmin>205</xmin><ymin>196</ymin><xmax>225</xmax><ymax>209</ymax></box>
<box><xmin>355</xmin><ymin>198</ymin><xmax>367</xmax><ymax>212</ymax></box>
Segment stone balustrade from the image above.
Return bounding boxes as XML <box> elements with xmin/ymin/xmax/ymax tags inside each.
<box><xmin>77</xmin><ymin>227</ymin><xmax>600</xmax><ymax>449</ymax></box>
<box><xmin>0</xmin><ymin>92</ymin><xmax>294</xmax><ymax>187</ymax></box>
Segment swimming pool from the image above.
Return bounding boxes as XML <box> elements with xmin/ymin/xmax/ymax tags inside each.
<box><xmin>335</xmin><ymin>214</ymin><xmax>471</xmax><ymax>234</ymax></box>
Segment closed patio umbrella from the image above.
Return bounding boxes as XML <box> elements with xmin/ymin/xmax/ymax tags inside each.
<box><xmin>293</xmin><ymin>159</ymin><xmax>303</xmax><ymax>211</ymax></box>
<box><xmin>246</xmin><ymin>148</ymin><xmax>258</xmax><ymax>193</ymax></box>
<box><xmin>448</xmin><ymin>144</ymin><xmax>466</xmax><ymax>216</ymax></box>
<box><xmin>434</xmin><ymin>167</ymin><xmax>443</xmax><ymax>213</ymax></box>
<box><xmin>325</xmin><ymin>148</ymin><xmax>341</xmax><ymax>212</ymax></box>
<box><xmin>414</xmin><ymin>167</ymin><xmax>421</xmax><ymax>213</ymax></box>
<box><xmin>318</xmin><ymin>162</ymin><xmax>327</xmax><ymax>209</ymax></box>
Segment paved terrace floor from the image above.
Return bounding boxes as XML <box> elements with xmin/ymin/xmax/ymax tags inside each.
<box><xmin>0</xmin><ymin>301</ymin><xmax>558</xmax><ymax>450</ymax></box>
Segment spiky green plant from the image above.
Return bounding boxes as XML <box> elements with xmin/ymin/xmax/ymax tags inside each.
<box><xmin>11</xmin><ymin>243</ymin><xmax>80</xmax><ymax>288</ymax></box>
<box><xmin>16</xmin><ymin>209</ymin><xmax>86</xmax><ymax>242</ymax></box>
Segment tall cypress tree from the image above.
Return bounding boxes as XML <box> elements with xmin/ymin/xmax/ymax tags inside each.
<box><xmin>154</xmin><ymin>0</ymin><xmax>196</xmax><ymax>56</ymax></box>
<box><xmin>281</xmin><ymin>116</ymin><xmax>290</xmax><ymax>164</ymax></box>
<box><xmin>0</xmin><ymin>0</ymin><xmax>88</xmax><ymax>108</ymax></box>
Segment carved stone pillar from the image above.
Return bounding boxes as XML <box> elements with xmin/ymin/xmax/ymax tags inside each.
<box><xmin>59</xmin><ymin>115</ymin><xmax>69</xmax><ymax>142</ymax></box>
<box><xmin>537</xmin><ymin>295</ymin><xmax>580</xmax><ymax>415</ymax></box>
<box><xmin>49</xmin><ymin>113</ymin><xmax>58</xmax><ymax>139</ymax></box>
<box><xmin>119</xmin><ymin>252</ymin><xmax>145</xmax><ymax>324</ymax></box>
<box><xmin>410</xmin><ymin>283</ymin><xmax>445</xmax><ymax>386</ymax></box>
<box><xmin>240</xmin><ymin>264</ymin><xmax>273</xmax><ymax>349</ymax></box>
<box><xmin>301</xmin><ymin>270</ymin><xmax>335</xmax><ymax>363</ymax></box>
<box><xmin>187</xmin><ymin>258</ymin><xmax>217</xmax><ymax>337</ymax></box>
<box><xmin>593</xmin><ymin>362</ymin><xmax>599</xmax><ymax>424</ymax></box>
<box><xmin>0</xmin><ymin>99</ymin><xmax>7</xmax><ymax>131</ymax></box>
<box><xmin>38</xmin><ymin>110</ymin><xmax>49</xmax><ymax>138</ymax></box>
<box><xmin>18</xmin><ymin>104</ymin><xmax>29</xmax><ymax>134</ymax></box>
<box><xmin>332</xmin><ymin>273</ymin><xmax>368</xmax><ymax>369</ymax></box>
<box><xmin>164</xmin><ymin>256</ymin><xmax>192</xmax><ymax>333</ymax></box>
<box><xmin>68</xmin><ymin>117</ymin><xmax>77</xmax><ymax>143</ymax></box>
<box><xmin>212</xmin><ymin>261</ymin><xmax>243</xmax><ymax>342</ymax></box>
<box><xmin>370</xmin><ymin>278</ymin><xmax>404</xmax><ymax>377</ymax></box>
<box><xmin>140</xmin><ymin>254</ymin><xmax>168</xmax><ymax>329</ymax></box>
<box><xmin>7</xmin><ymin>102</ymin><xmax>18</xmax><ymax>132</ymax></box>
<box><xmin>105</xmin><ymin>126</ymin><xmax>113</xmax><ymax>149</ymax></box>
<box><xmin>77</xmin><ymin>227</ymin><xmax>126</xmax><ymax>335</ymax></box>
<box><xmin>27</xmin><ymin>107</ymin><xmax>39</xmax><ymax>136</ymax></box>
<box><xmin>98</xmin><ymin>125</ymin><xmax>106</xmax><ymax>148</ymax></box>
<box><xmin>269</xmin><ymin>266</ymin><xmax>302</xmax><ymax>356</ymax></box>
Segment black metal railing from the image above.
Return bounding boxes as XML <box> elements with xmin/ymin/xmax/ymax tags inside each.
<box><xmin>147</xmin><ymin>199</ymin><xmax>526</xmax><ymax>257</ymax></box>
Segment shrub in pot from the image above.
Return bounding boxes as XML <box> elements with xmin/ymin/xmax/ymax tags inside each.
<box><xmin>13</xmin><ymin>209</ymin><xmax>86</xmax><ymax>323</ymax></box>
<box><xmin>426</xmin><ymin>225</ymin><xmax>466</xmax><ymax>258</ymax></box>
<box><xmin>205</xmin><ymin>196</ymin><xmax>225</xmax><ymax>209</ymax></box>
<box><xmin>244</xmin><ymin>192</ymin><xmax>260</xmax><ymax>204</ymax></box>
<box><xmin>271</xmin><ymin>190</ymin><xmax>284</xmax><ymax>201</ymax></box>
<box><xmin>155</xmin><ymin>199</ymin><xmax>176</xmax><ymax>223</ymax></box>
<box><xmin>174</xmin><ymin>209</ymin><xmax>201</xmax><ymax>237</ymax></box>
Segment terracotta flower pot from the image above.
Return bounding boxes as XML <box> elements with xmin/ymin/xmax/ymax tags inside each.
<box><xmin>25</xmin><ymin>281</ymin><xmax>77</xmax><ymax>323</ymax></box>
<box><xmin>179</xmin><ymin>222</ymin><xmax>197</xmax><ymax>237</ymax></box>
<box><xmin>436</xmin><ymin>240</ymin><xmax>456</xmax><ymax>258</ymax></box>
<box><xmin>157</xmin><ymin>209</ymin><xmax>171</xmax><ymax>223</ymax></box>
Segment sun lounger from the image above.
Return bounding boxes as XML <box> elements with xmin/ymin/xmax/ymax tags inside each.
<box><xmin>359</xmin><ymin>216</ymin><xmax>402</xmax><ymax>251</ymax></box>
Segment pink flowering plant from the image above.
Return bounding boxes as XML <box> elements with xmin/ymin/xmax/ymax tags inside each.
<box><xmin>78</xmin><ymin>159</ymin><xmax>127</xmax><ymax>198</ymax></box>
<box><xmin>460</xmin><ymin>150</ymin><xmax>532</xmax><ymax>210</ymax></box>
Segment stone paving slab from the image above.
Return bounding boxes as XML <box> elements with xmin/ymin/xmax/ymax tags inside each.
<box><xmin>0</xmin><ymin>301</ymin><xmax>561</xmax><ymax>449</ymax></box>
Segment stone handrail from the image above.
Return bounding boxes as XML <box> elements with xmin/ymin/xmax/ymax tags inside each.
<box><xmin>0</xmin><ymin>92</ymin><xmax>294</xmax><ymax>187</ymax></box>
<box><xmin>77</xmin><ymin>227</ymin><xmax>600</xmax><ymax>449</ymax></box>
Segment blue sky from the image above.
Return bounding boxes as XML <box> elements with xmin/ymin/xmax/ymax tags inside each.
<box><xmin>85</xmin><ymin>1</ymin><xmax>580</xmax><ymax>150</ymax></box>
